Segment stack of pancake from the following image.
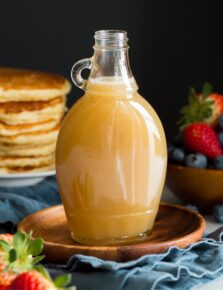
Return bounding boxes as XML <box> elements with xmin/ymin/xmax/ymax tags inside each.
<box><xmin>0</xmin><ymin>68</ymin><xmax>71</xmax><ymax>173</ymax></box>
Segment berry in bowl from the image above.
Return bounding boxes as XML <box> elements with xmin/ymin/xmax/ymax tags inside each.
<box><xmin>166</xmin><ymin>83</ymin><xmax>223</xmax><ymax>213</ymax></box>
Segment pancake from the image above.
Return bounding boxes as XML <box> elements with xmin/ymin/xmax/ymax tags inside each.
<box><xmin>0</xmin><ymin>154</ymin><xmax>54</xmax><ymax>167</ymax></box>
<box><xmin>0</xmin><ymin>68</ymin><xmax>71</xmax><ymax>102</ymax></box>
<box><xmin>0</xmin><ymin>119</ymin><xmax>61</xmax><ymax>136</ymax></box>
<box><xmin>0</xmin><ymin>164</ymin><xmax>55</xmax><ymax>174</ymax></box>
<box><xmin>0</xmin><ymin>142</ymin><xmax>56</xmax><ymax>157</ymax></box>
<box><xmin>0</xmin><ymin>96</ymin><xmax>65</xmax><ymax>114</ymax></box>
<box><xmin>0</xmin><ymin>96</ymin><xmax>66</xmax><ymax>125</ymax></box>
<box><xmin>0</xmin><ymin>125</ymin><xmax>60</xmax><ymax>145</ymax></box>
<box><xmin>0</xmin><ymin>67</ymin><xmax>69</xmax><ymax>174</ymax></box>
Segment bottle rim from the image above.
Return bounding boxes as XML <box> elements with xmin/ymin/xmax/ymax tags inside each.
<box><xmin>95</xmin><ymin>30</ymin><xmax>128</xmax><ymax>40</ymax></box>
<box><xmin>94</xmin><ymin>30</ymin><xmax>128</xmax><ymax>49</ymax></box>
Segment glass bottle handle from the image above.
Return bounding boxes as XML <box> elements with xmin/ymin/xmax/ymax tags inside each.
<box><xmin>71</xmin><ymin>58</ymin><xmax>92</xmax><ymax>90</ymax></box>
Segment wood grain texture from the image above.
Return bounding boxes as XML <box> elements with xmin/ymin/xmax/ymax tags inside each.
<box><xmin>166</xmin><ymin>164</ymin><xmax>223</xmax><ymax>213</ymax></box>
<box><xmin>18</xmin><ymin>203</ymin><xmax>206</xmax><ymax>263</ymax></box>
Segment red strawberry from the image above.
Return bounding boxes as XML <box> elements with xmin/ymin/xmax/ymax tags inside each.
<box><xmin>207</xmin><ymin>93</ymin><xmax>223</xmax><ymax>126</ymax></box>
<box><xmin>0</xmin><ymin>271</ymin><xmax>16</xmax><ymax>290</ymax></box>
<box><xmin>0</xmin><ymin>232</ymin><xmax>44</xmax><ymax>290</ymax></box>
<box><xmin>8</xmin><ymin>267</ymin><xmax>76</xmax><ymax>290</ymax></box>
<box><xmin>8</xmin><ymin>271</ymin><xmax>54</xmax><ymax>290</ymax></box>
<box><xmin>183</xmin><ymin>123</ymin><xmax>222</xmax><ymax>159</ymax></box>
<box><xmin>178</xmin><ymin>83</ymin><xmax>223</xmax><ymax>128</ymax></box>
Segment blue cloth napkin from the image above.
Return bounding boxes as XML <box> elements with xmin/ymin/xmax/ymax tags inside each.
<box><xmin>1</xmin><ymin>177</ymin><xmax>223</xmax><ymax>289</ymax></box>
<box><xmin>47</xmin><ymin>229</ymin><xmax>223</xmax><ymax>290</ymax></box>
<box><xmin>0</xmin><ymin>176</ymin><xmax>60</xmax><ymax>231</ymax></box>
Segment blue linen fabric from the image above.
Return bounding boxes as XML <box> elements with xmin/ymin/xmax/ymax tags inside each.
<box><xmin>47</xmin><ymin>232</ymin><xmax>223</xmax><ymax>290</ymax></box>
<box><xmin>0</xmin><ymin>176</ymin><xmax>60</xmax><ymax>229</ymax></box>
<box><xmin>1</xmin><ymin>177</ymin><xmax>223</xmax><ymax>289</ymax></box>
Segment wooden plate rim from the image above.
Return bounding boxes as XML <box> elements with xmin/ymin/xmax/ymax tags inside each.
<box><xmin>18</xmin><ymin>203</ymin><xmax>206</xmax><ymax>251</ymax></box>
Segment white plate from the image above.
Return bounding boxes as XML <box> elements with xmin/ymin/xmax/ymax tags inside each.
<box><xmin>0</xmin><ymin>170</ymin><xmax>56</xmax><ymax>187</ymax></box>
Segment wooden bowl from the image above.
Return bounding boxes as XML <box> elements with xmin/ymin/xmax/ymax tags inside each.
<box><xmin>166</xmin><ymin>164</ymin><xmax>223</xmax><ymax>213</ymax></box>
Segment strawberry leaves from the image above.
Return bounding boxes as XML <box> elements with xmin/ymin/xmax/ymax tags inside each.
<box><xmin>0</xmin><ymin>240</ymin><xmax>11</xmax><ymax>252</ymax></box>
<box><xmin>0</xmin><ymin>233</ymin><xmax>77</xmax><ymax>289</ymax></box>
<box><xmin>54</xmin><ymin>274</ymin><xmax>72</xmax><ymax>287</ymax></box>
<box><xmin>27</xmin><ymin>238</ymin><xmax>43</xmax><ymax>256</ymax></box>
<box><xmin>54</xmin><ymin>273</ymin><xmax>77</xmax><ymax>289</ymax></box>
<box><xmin>0</xmin><ymin>231</ymin><xmax>44</xmax><ymax>273</ymax></box>
<box><xmin>12</xmin><ymin>232</ymin><xmax>26</xmax><ymax>249</ymax></box>
<box><xmin>8</xmin><ymin>249</ymin><xmax>17</xmax><ymax>263</ymax></box>
<box><xmin>35</xmin><ymin>265</ymin><xmax>76</xmax><ymax>290</ymax></box>
<box><xmin>202</xmin><ymin>82</ymin><xmax>213</xmax><ymax>98</ymax></box>
<box><xmin>178</xmin><ymin>83</ymin><xmax>214</xmax><ymax>130</ymax></box>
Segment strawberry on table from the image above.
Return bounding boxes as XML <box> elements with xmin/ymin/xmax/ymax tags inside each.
<box><xmin>8</xmin><ymin>266</ymin><xmax>76</xmax><ymax>290</ymax></box>
<box><xmin>183</xmin><ymin>123</ymin><xmax>222</xmax><ymax>159</ymax></box>
<box><xmin>0</xmin><ymin>233</ymin><xmax>13</xmax><ymax>269</ymax></box>
<box><xmin>0</xmin><ymin>234</ymin><xmax>14</xmax><ymax>290</ymax></box>
<box><xmin>0</xmin><ymin>232</ymin><xmax>44</xmax><ymax>290</ymax></box>
<box><xmin>0</xmin><ymin>233</ymin><xmax>76</xmax><ymax>290</ymax></box>
<box><xmin>8</xmin><ymin>271</ymin><xmax>54</xmax><ymax>290</ymax></box>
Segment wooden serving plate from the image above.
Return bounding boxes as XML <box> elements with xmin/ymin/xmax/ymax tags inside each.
<box><xmin>18</xmin><ymin>203</ymin><xmax>205</xmax><ymax>263</ymax></box>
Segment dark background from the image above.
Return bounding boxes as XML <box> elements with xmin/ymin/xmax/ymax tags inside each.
<box><xmin>0</xmin><ymin>0</ymin><xmax>222</xmax><ymax>140</ymax></box>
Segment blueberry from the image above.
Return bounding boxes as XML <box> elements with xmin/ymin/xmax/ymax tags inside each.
<box><xmin>213</xmin><ymin>156</ymin><xmax>223</xmax><ymax>170</ymax></box>
<box><xmin>219</xmin><ymin>114</ymin><xmax>223</xmax><ymax>130</ymax></box>
<box><xmin>218</xmin><ymin>132</ymin><xmax>223</xmax><ymax>146</ymax></box>
<box><xmin>169</xmin><ymin>148</ymin><xmax>185</xmax><ymax>164</ymax></box>
<box><xmin>213</xmin><ymin>204</ymin><xmax>223</xmax><ymax>223</ymax></box>
<box><xmin>185</xmin><ymin>153</ymin><xmax>208</xmax><ymax>168</ymax></box>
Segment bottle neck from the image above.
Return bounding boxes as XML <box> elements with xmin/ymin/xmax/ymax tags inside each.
<box><xmin>87</xmin><ymin>30</ymin><xmax>138</xmax><ymax>95</ymax></box>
